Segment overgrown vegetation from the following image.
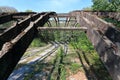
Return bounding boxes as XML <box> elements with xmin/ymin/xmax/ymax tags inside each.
<box><xmin>70</xmin><ymin>31</ymin><xmax>112</xmax><ymax>80</ymax></box>
<box><xmin>14</xmin><ymin>30</ymin><xmax>113</xmax><ymax>80</ymax></box>
<box><xmin>103</xmin><ymin>17</ymin><xmax>120</xmax><ymax>28</ymax></box>
<box><xmin>70</xmin><ymin>31</ymin><xmax>94</xmax><ymax>53</ymax></box>
<box><xmin>32</xmin><ymin>30</ymin><xmax>112</xmax><ymax>79</ymax></box>
<box><xmin>9</xmin><ymin>17</ymin><xmax>113</xmax><ymax>79</ymax></box>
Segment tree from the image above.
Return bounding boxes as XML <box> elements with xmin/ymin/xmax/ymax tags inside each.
<box><xmin>0</xmin><ymin>6</ymin><xmax>17</xmax><ymax>12</ymax></box>
<box><xmin>109</xmin><ymin>0</ymin><xmax>120</xmax><ymax>11</ymax></box>
<box><xmin>92</xmin><ymin>0</ymin><xmax>120</xmax><ymax>11</ymax></box>
<box><xmin>83</xmin><ymin>7</ymin><xmax>92</xmax><ymax>11</ymax></box>
<box><xmin>92</xmin><ymin>0</ymin><xmax>109</xmax><ymax>11</ymax></box>
<box><xmin>25</xmin><ymin>9</ymin><xmax>33</xmax><ymax>12</ymax></box>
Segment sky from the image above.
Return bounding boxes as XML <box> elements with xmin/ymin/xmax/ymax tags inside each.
<box><xmin>0</xmin><ymin>0</ymin><xmax>93</xmax><ymax>13</ymax></box>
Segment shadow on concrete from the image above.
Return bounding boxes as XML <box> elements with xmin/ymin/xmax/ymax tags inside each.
<box><xmin>76</xmin><ymin>50</ymin><xmax>112</xmax><ymax>80</ymax></box>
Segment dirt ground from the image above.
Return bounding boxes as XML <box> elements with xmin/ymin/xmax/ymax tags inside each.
<box><xmin>67</xmin><ymin>71</ymin><xmax>87</xmax><ymax>80</ymax></box>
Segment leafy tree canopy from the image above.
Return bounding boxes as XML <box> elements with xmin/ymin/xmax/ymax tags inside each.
<box><xmin>92</xmin><ymin>0</ymin><xmax>120</xmax><ymax>12</ymax></box>
<box><xmin>83</xmin><ymin>7</ymin><xmax>93</xmax><ymax>11</ymax></box>
<box><xmin>25</xmin><ymin>9</ymin><xmax>33</xmax><ymax>12</ymax></box>
<box><xmin>0</xmin><ymin>6</ymin><xmax>18</xmax><ymax>12</ymax></box>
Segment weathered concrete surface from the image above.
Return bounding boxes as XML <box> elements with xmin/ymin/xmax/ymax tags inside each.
<box><xmin>71</xmin><ymin>11</ymin><xmax>120</xmax><ymax>80</ymax></box>
<box><xmin>71</xmin><ymin>11</ymin><xmax>120</xmax><ymax>21</ymax></box>
<box><xmin>90</xmin><ymin>12</ymin><xmax>120</xmax><ymax>21</ymax></box>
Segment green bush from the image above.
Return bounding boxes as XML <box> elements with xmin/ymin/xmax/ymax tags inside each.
<box><xmin>30</xmin><ymin>38</ymin><xmax>46</xmax><ymax>47</ymax></box>
<box><xmin>103</xmin><ymin>18</ymin><xmax>120</xmax><ymax>28</ymax></box>
<box><xmin>70</xmin><ymin>31</ymin><xmax>94</xmax><ymax>52</ymax></box>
